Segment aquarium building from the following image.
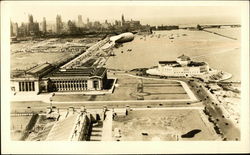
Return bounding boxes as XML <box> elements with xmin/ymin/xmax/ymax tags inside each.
<box><xmin>146</xmin><ymin>55</ymin><xmax>209</xmax><ymax>77</ymax></box>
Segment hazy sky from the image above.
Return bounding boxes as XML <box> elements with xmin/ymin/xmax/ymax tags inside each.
<box><xmin>6</xmin><ymin>1</ymin><xmax>241</xmax><ymax>26</ymax></box>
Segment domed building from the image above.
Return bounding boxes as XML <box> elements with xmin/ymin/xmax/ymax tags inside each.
<box><xmin>146</xmin><ymin>54</ymin><xmax>209</xmax><ymax>77</ymax></box>
<box><xmin>176</xmin><ymin>54</ymin><xmax>191</xmax><ymax>66</ymax></box>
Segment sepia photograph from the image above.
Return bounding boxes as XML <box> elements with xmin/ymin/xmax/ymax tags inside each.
<box><xmin>1</xmin><ymin>0</ymin><xmax>249</xmax><ymax>154</ymax></box>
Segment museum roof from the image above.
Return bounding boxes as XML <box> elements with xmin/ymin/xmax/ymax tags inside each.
<box><xmin>11</xmin><ymin>63</ymin><xmax>54</xmax><ymax>79</ymax></box>
<box><xmin>27</xmin><ymin>63</ymin><xmax>53</xmax><ymax>76</ymax></box>
<box><xmin>45</xmin><ymin>67</ymin><xmax>107</xmax><ymax>78</ymax></box>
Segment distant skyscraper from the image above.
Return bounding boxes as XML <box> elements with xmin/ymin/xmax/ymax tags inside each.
<box><xmin>115</xmin><ymin>20</ymin><xmax>121</xmax><ymax>27</ymax></box>
<box><xmin>42</xmin><ymin>17</ymin><xmax>47</xmax><ymax>33</ymax></box>
<box><xmin>27</xmin><ymin>14</ymin><xmax>39</xmax><ymax>35</ymax></box>
<box><xmin>56</xmin><ymin>15</ymin><xmax>62</xmax><ymax>34</ymax></box>
<box><xmin>28</xmin><ymin>14</ymin><xmax>34</xmax><ymax>24</ymax></box>
<box><xmin>33</xmin><ymin>22</ymin><xmax>39</xmax><ymax>34</ymax></box>
<box><xmin>27</xmin><ymin>14</ymin><xmax>33</xmax><ymax>33</ymax></box>
<box><xmin>67</xmin><ymin>20</ymin><xmax>78</xmax><ymax>34</ymax></box>
<box><xmin>13</xmin><ymin>22</ymin><xmax>18</xmax><ymax>36</ymax></box>
<box><xmin>78</xmin><ymin>15</ymin><xmax>83</xmax><ymax>27</ymax></box>
<box><xmin>86</xmin><ymin>18</ymin><xmax>92</xmax><ymax>28</ymax></box>
<box><xmin>121</xmin><ymin>14</ymin><xmax>125</xmax><ymax>26</ymax></box>
<box><xmin>19</xmin><ymin>22</ymin><xmax>28</xmax><ymax>36</ymax></box>
<box><xmin>10</xmin><ymin>21</ymin><xmax>14</xmax><ymax>36</ymax></box>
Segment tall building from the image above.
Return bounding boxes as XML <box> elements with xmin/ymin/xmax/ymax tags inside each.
<box><xmin>128</xmin><ymin>20</ymin><xmax>141</xmax><ymax>29</ymax></box>
<box><xmin>28</xmin><ymin>14</ymin><xmax>34</xmax><ymax>24</ymax></box>
<box><xmin>86</xmin><ymin>18</ymin><xmax>92</xmax><ymax>29</ymax></box>
<box><xmin>18</xmin><ymin>22</ymin><xmax>28</xmax><ymax>36</ymax></box>
<box><xmin>42</xmin><ymin>17</ymin><xmax>47</xmax><ymax>33</ymax></box>
<box><xmin>93</xmin><ymin>21</ymin><xmax>101</xmax><ymax>29</ymax></box>
<box><xmin>33</xmin><ymin>22</ymin><xmax>40</xmax><ymax>34</ymax></box>
<box><xmin>78</xmin><ymin>15</ymin><xmax>83</xmax><ymax>27</ymax></box>
<box><xmin>27</xmin><ymin>14</ymin><xmax>39</xmax><ymax>35</ymax></box>
<box><xmin>114</xmin><ymin>20</ymin><xmax>121</xmax><ymax>27</ymax></box>
<box><xmin>27</xmin><ymin>14</ymin><xmax>33</xmax><ymax>34</ymax></box>
<box><xmin>67</xmin><ymin>20</ymin><xmax>77</xmax><ymax>34</ymax></box>
<box><xmin>56</xmin><ymin>15</ymin><xmax>63</xmax><ymax>34</ymax></box>
<box><xmin>121</xmin><ymin>14</ymin><xmax>125</xmax><ymax>26</ymax></box>
<box><xmin>12</xmin><ymin>22</ymin><xmax>19</xmax><ymax>36</ymax></box>
<box><xmin>10</xmin><ymin>21</ymin><xmax>14</xmax><ymax>36</ymax></box>
<box><xmin>46</xmin><ymin>23</ymin><xmax>55</xmax><ymax>33</ymax></box>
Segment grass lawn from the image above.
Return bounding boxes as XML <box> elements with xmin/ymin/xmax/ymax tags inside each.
<box><xmin>51</xmin><ymin>74</ymin><xmax>191</xmax><ymax>102</ymax></box>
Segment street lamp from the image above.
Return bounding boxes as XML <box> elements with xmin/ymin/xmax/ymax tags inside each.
<box><xmin>50</xmin><ymin>93</ymin><xmax>55</xmax><ymax>109</ymax></box>
<box><xmin>50</xmin><ymin>97</ymin><xmax>52</xmax><ymax>109</ymax></box>
<box><xmin>27</xmin><ymin>106</ymin><xmax>31</xmax><ymax>114</ymax></box>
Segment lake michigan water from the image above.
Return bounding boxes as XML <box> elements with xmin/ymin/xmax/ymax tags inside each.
<box><xmin>105</xmin><ymin>28</ymin><xmax>241</xmax><ymax>81</ymax></box>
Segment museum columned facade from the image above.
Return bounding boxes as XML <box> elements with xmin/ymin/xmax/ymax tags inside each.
<box><xmin>11</xmin><ymin>63</ymin><xmax>108</xmax><ymax>94</ymax></box>
<box><xmin>45</xmin><ymin>67</ymin><xmax>107</xmax><ymax>92</ymax></box>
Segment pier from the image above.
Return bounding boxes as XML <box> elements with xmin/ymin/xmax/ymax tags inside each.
<box><xmin>202</xmin><ymin>29</ymin><xmax>238</xmax><ymax>40</ymax></box>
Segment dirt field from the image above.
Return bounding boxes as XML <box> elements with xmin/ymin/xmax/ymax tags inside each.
<box><xmin>11</xmin><ymin>116</ymin><xmax>32</xmax><ymax>140</ymax></box>
<box><xmin>112</xmin><ymin>109</ymin><xmax>219</xmax><ymax>141</ymax></box>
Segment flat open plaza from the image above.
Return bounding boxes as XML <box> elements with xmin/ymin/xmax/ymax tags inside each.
<box><xmin>112</xmin><ymin>109</ymin><xmax>219</xmax><ymax>141</ymax></box>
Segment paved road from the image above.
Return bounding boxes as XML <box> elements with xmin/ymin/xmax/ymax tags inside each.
<box><xmin>130</xmin><ymin>106</ymin><xmax>204</xmax><ymax>110</ymax></box>
<box><xmin>51</xmin><ymin>99</ymin><xmax>195</xmax><ymax>104</ymax></box>
<box><xmin>11</xmin><ymin>100</ymin><xmax>203</xmax><ymax>114</ymax></box>
<box><xmin>185</xmin><ymin>79</ymin><xmax>240</xmax><ymax>141</ymax></box>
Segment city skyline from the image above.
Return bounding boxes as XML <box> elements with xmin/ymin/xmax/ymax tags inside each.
<box><xmin>7</xmin><ymin>2</ymin><xmax>241</xmax><ymax>26</ymax></box>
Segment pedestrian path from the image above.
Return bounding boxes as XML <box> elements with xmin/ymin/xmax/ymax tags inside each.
<box><xmin>11</xmin><ymin>92</ymin><xmax>52</xmax><ymax>102</ymax></box>
<box><xmin>101</xmin><ymin>111</ymin><xmax>113</xmax><ymax>141</ymax></box>
<box><xmin>45</xmin><ymin>114</ymin><xmax>79</xmax><ymax>141</ymax></box>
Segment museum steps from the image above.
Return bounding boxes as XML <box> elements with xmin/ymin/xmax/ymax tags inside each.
<box><xmin>89</xmin><ymin>121</ymin><xmax>103</xmax><ymax>141</ymax></box>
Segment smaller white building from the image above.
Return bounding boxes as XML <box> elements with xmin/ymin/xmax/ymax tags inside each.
<box><xmin>147</xmin><ymin>54</ymin><xmax>209</xmax><ymax>77</ymax></box>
